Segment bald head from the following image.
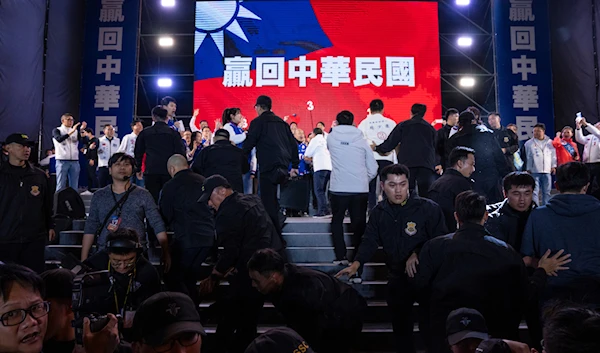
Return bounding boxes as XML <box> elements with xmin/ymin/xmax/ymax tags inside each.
<box><xmin>167</xmin><ymin>154</ymin><xmax>189</xmax><ymax>177</ymax></box>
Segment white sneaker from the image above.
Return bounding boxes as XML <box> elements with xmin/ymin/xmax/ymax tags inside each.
<box><xmin>348</xmin><ymin>275</ymin><xmax>362</xmax><ymax>284</ymax></box>
<box><xmin>80</xmin><ymin>190</ymin><xmax>93</xmax><ymax>195</ymax></box>
<box><xmin>333</xmin><ymin>259</ymin><xmax>349</xmax><ymax>266</ymax></box>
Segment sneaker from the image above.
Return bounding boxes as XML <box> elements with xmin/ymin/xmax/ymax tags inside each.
<box><xmin>348</xmin><ymin>275</ymin><xmax>362</xmax><ymax>284</ymax></box>
<box><xmin>313</xmin><ymin>214</ymin><xmax>329</xmax><ymax>219</ymax></box>
<box><xmin>80</xmin><ymin>190</ymin><xmax>93</xmax><ymax>196</ymax></box>
<box><xmin>333</xmin><ymin>258</ymin><xmax>349</xmax><ymax>266</ymax></box>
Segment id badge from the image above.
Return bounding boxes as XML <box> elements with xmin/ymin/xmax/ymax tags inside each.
<box><xmin>107</xmin><ymin>215</ymin><xmax>122</xmax><ymax>232</ymax></box>
<box><xmin>124</xmin><ymin>310</ymin><xmax>136</xmax><ymax>328</ymax></box>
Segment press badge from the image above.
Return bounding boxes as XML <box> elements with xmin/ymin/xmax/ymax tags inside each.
<box><xmin>107</xmin><ymin>215</ymin><xmax>122</xmax><ymax>232</ymax></box>
<box><xmin>124</xmin><ymin>310</ymin><xmax>136</xmax><ymax>328</ymax></box>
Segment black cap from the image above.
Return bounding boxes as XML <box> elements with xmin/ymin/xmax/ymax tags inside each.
<box><xmin>131</xmin><ymin>292</ymin><xmax>205</xmax><ymax>346</ymax></box>
<box><xmin>214</xmin><ymin>129</ymin><xmax>230</xmax><ymax>140</ymax></box>
<box><xmin>446</xmin><ymin>308</ymin><xmax>489</xmax><ymax>346</ymax></box>
<box><xmin>244</xmin><ymin>327</ymin><xmax>315</xmax><ymax>353</ymax></box>
<box><xmin>41</xmin><ymin>269</ymin><xmax>75</xmax><ymax>300</ymax></box>
<box><xmin>3</xmin><ymin>133</ymin><xmax>35</xmax><ymax>147</ymax></box>
<box><xmin>255</xmin><ymin>95</ymin><xmax>272</xmax><ymax>109</ymax></box>
<box><xmin>197</xmin><ymin>175</ymin><xmax>231</xmax><ymax>203</ymax></box>
<box><xmin>476</xmin><ymin>339</ymin><xmax>512</xmax><ymax>353</ymax></box>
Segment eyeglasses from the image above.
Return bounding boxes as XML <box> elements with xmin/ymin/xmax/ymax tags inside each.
<box><xmin>148</xmin><ymin>332</ymin><xmax>200</xmax><ymax>353</ymax></box>
<box><xmin>0</xmin><ymin>302</ymin><xmax>50</xmax><ymax>326</ymax></box>
<box><xmin>110</xmin><ymin>257</ymin><xmax>136</xmax><ymax>268</ymax></box>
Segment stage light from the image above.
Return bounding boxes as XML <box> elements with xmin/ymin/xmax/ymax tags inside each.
<box><xmin>457</xmin><ymin>36</ymin><xmax>473</xmax><ymax>47</ymax></box>
<box><xmin>158</xmin><ymin>37</ymin><xmax>174</xmax><ymax>47</ymax></box>
<box><xmin>456</xmin><ymin>0</ymin><xmax>470</xmax><ymax>5</ymax></box>
<box><xmin>459</xmin><ymin>77</ymin><xmax>475</xmax><ymax>88</ymax></box>
<box><xmin>161</xmin><ymin>0</ymin><xmax>175</xmax><ymax>7</ymax></box>
<box><xmin>157</xmin><ymin>78</ymin><xmax>172</xmax><ymax>88</ymax></box>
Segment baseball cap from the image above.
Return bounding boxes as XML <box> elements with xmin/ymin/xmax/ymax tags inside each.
<box><xmin>41</xmin><ymin>269</ymin><xmax>75</xmax><ymax>300</ymax></box>
<box><xmin>130</xmin><ymin>292</ymin><xmax>205</xmax><ymax>346</ymax></box>
<box><xmin>476</xmin><ymin>339</ymin><xmax>512</xmax><ymax>353</ymax></box>
<box><xmin>197</xmin><ymin>174</ymin><xmax>231</xmax><ymax>203</ymax></box>
<box><xmin>213</xmin><ymin>129</ymin><xmax>230</xmax><ymax>140</ymax></box>
<box><xmin>244</xmin><ymin>327</ymin><xmax>315</xmax><ymax>353</ymax></box>
<box><xmin>3</xmin><ymin>133</ymin><xmax>35</xmax><ymax>147</ymax></box>
<box><xmin>255</xmin><ymin>95</ymin><xmax>272</xmax><ymax>109</ymax></box>
<box><xmin>446</xmin><ymin>308</ymin><xmax>490</xmax><ymax>346</ymax></box>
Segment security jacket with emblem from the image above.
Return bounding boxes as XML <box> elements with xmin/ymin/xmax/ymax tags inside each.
<box><xmin>485</xmin><ymin>198</ymin><xmax>536</xmax><ymax>252</ymax></box>
<box><xmin>354</xmin><ymin>192</ymin><xmax>447</xmax><ymax>278</ymax></box>
<box><xmin>0</xmin><ymin>161</ymin><xmax>53</xmax><ymax>244</ymax></box>
<box><xmin>491</xmin><ymin>126</ymin><xmax>519</xmax><ymax>172</ymax></box>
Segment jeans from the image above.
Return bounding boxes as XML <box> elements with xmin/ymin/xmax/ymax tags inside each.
<box><xmin>369</xmin><ymin>160</ymin><xmax>393</xmax><ymax>210</ymax></box>
<box><xmin>532</xmin><ymin>173</ymin><xmax>552</xmax><ymax>205</ymax></box>
<box><xmin>242</xmin><ymin>171</ymin><xmax>253</xmax><ymax>194</ymax></box>
<box><xmin>98</xmin><ymin>166</ymin><xmax>111</xmax><ymax>188</ymax></box>
<box><xmin>56</xmin><ymin>160</ymin><xmax>80</xmax><ymax>191</ymax></box>
<box><xmin>330</xmin><ymin>193</ymin><xmax>368</xmax><ymax>261</ymax></box>
<box><xmin>132</xmin><ymin>175</ymin><xmax>144</xmax><ymax>187</ymax></box>
<box><xmin>313</xmin><ymin>170</ymin><xmax>331</xmax><ymax>215</ymax></box>
<box><xmin>408</xmin><ymin>167</ymin><xmax>435</xmax><ymax>198</ymax></box>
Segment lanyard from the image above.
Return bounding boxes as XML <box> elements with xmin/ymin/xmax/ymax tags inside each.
<box><xmin>110</xmin><ymin>183</ymin><xmax>132</xmax><ymax>217</ymax></box>
<box><xmin>108</xmin><ymin>262</ymin><xmax>136</xmax><ymax>315</ymax></box>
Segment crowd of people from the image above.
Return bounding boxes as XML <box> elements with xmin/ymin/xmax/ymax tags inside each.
<box><xmin>1</xmin><ymin>95</ymin><xmax>600</xmax><ymax>353</ymax></box>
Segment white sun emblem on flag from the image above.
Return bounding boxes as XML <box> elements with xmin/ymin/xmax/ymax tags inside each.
<box><xmin>195</xmin><ymin>0</ymin><xmax>262</xmax><ymax>56</ymax></box>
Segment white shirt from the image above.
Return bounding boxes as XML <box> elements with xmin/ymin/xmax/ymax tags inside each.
<box><xmin>304</xmin><ymin>134</ymin><xmax>332</xmax><ymax>172</ymax></box>
<box><xmin>223</xmin><ymin>122</ymin><xmax>247</xmax><ymax>146</ymax></box>
<box><xmin>97</xmin><ymin>135</ymin><xmax>121</xmax><ymax>168</ymax></box>
<box><xmin>117</xmin><ymin>132</ymin><xmax>138</xmax><ymax>157</ymax></box>
<box><xmin>357</xmin><ymin>113</ymin><xmax>397</xmax><ymax>162</ymax></box>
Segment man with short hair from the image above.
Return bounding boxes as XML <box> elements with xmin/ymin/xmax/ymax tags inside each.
<box><xmin>522</xmin><ymin>123</ymin><xmax>556</xmax><ymax>206</ymax></box>
<box><xmin>0</xmin><ymin>133</ymin><xmax>54</xmax><ymax>273</ymax></box>
<box><xmin>248</xmin><ymin>249</ymin><xmax>366</xmax><ymax>353</ymax></box>
<box><xmin>428</xmin><ymin>146</ymin><xmax>475</xmax><ymax>232</ymax></box>
<box><xmin>336</xmin><ymin>164</ymin><xmax>447</xmax><ymax>353</ymax></box>
<box><xmin>161</xmin><ymin>96</ymin><xmax>184</xmax><ymax>133</ymax></box>
<box><xmin>327</xmin><ymin>110</ymin><xmax>378</xmax><ymax>265</ymax></box>
<box><xmin>486</xmin><ymin>172</ymin><xmax>536</xmax><ymax>251</ymax></box>
<box><xmin>97</xmin><ymin>124</ymin><xmax>120</xmax><ymax>187</ymax></box>
<box><xmin>242</xmin><ymin>95</ymin><xmax>299</xmax><ymax>236</ymax></box>
<box><xmin>375</xmin><ymin>103</ymin><xmax>437</xmax><ymax>197</ymax></box>
<box><xmin>130</xmin><ymin>292</ymin><xmax>205</xmax><ymax>353</ymax></box>
<box><xmin>192</xmin><ymin>129</ymin><xmax>249</xmax><ymax>193</ymax></box>
<box><xmin>445</xmin><ymin>308</ymin><xmax>490</xmax><ymax>353</ymax></box>
<box><xmin>488</xmin><ymin>113</ymin><xmax>519</xmax><ymax>172</ymax></box>
<box><xmin>521</xmin><ymin>162</ymin><xmax>600</xmax><ymax>305</ymax></box>
<box><xmin>118</xmin><ymin>120</ymin><xmax>144</xmax><ymax>186</ymax></box>
<box><xmin>52</xmin><ymin>113</ymin><xmax>87</xmax><ymax>190</ymax></box>
<box><xmin>436</xmin><ymin>108</ymin><xmax>459</xmax><ymax>172</ymax></box>
<box><xmin>41</xmin><ymin>269</ymin><xmax>76</xmax><ymax>353</ymax></box>
<box><xmin>542</xmin><ymin>304</ymin><xmax>600</xmax><ymax>353</ymax></box>
<box><xmin>81</xmin><ymin>128</ymin><xmax>99</xmax><ymax>189</ymax></box>
<box><xmin>358</xmin><ymin>99</ymin><xmax>397</xmax><ymax>210</ymax></box>
<box><xmin>134</xmin><ymin>106</ymin><xmax>186</xmax><ymax>203</ymax></box>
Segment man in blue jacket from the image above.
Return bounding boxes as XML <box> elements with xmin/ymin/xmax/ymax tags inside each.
<box><xmin>521</xmin><ymin>161</ymin><xmax>600</xmax><ymax>306</ymax></box>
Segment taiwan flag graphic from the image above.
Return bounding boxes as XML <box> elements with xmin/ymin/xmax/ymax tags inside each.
<box><xmin>193</xmin><ymin>0</ymin><xmax>441</xmax><ymax>133</ymax></box>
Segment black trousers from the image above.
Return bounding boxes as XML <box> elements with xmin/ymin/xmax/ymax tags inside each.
<box><xmin>473</xmin><ymin>173</ymin><xmax>503</xmax><ymax>204</ymax></box>
<box><xmin>369</xmin><ymin>160</ymin><xmax>393</xmax><ymax>210</ymax></box>
<box><xmin>87</xmin><ymin>163</ymin><xmax>98</xmax><ymax>189</ymax></box>
<box><xmin>388</xmin><ymin>275</ymin><xmax>419</xmax><ymax>353</ymax></box>
<box><xmin>331</xmin><ymin>193</ymin><xmax>368</xmax><ymax>261</ymax></box>
<box><xmin>98</xmin><ymin>166</ymin><xmax>111</xmax><ymax>188</ymax></box>
<box><xmin>144</xmin><ymin>174</ymin><xmax>171</xmax><ymax>203</ymax></box>
<box><xmin>0</xmin><ymin>238</ymin><xmax>46</xmax><ymax>273</ymax></box>
<box><xmin>164</xmin><ymin>246</ymin><xmax>211</xmax><ymax>306</ymax></box>
<box><xmin>259</xmin><ymin>168</ymin><xmax>288</xmax><ymax>236</ymax></box>
<box><xmin>408</xmin><ymin>167</ymin><xmax>435</xmax><ymax>199</ymax></box>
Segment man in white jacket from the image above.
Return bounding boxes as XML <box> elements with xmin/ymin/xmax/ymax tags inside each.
<box><xmin>97</xmin><ymin>124</ymin><xmax>121</xmax><ymax>187</ymax></box>
<box><xmin>304</xmin><ymin>128</ymin><xmax>333</xmax><ymax>217</ymax></box>
<box><xmin>327</xmin><ymin>110</ymin><xmax>378</xmax><ymax>265</ymax></box>
<box><xmin>52</xmin><ymin>113</ymin><xmax>87</xmax><ymax>190</ymax></box>
<box><xmin>575</xmin><ymin>117</ymin><xmax>600</xmax><ymax>194</ymax></box>
<box><xmin>357</xmin><ymin>99</ymin><xmax>397</xmax><ymax>210</ymax></box>
<box><xmin>522</xmin><ymin>123</ymin><xmax>557</xmax><ymax>205</ymax></box>
<box><xmin>118</xmin><ymin>120</ymin><xmax>144</xmax><ymax>186</ymax></box>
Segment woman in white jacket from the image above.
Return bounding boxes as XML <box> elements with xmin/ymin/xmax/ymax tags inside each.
<box><xmin>221</xmin><ymin>108</ymin><xmax>256</xmax><ymax>193</ymax></box>
<box><xmin>575</xmin><ymin>117</ymin><xmax>600</xmax><ymax>193</ymax></box>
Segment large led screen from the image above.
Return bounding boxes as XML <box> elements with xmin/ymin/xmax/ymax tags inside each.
<box><xmin>193</xmin><ymin>0</ymin><xmax>441</xmax><ymax>131</ymax></box>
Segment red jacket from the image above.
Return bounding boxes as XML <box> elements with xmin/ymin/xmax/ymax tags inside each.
<box><xmin>552</xmin><ymin>136</ymin><xmax>580</xmax><ymax>166</ymax></box>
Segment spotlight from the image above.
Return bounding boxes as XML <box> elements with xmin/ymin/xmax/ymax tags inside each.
<box><xmin>459</xmin><ymin>77</ymin><xmax>475</xmax><ymax>88</ymax></box>
<box><xmin>158</xmin><ymin>37</ymin><xmax>174</xmax><ymax>47</ymax></box>
<box><xmin>457</xmin><ymin>36</ymin><xmax>473</xmax><ymax>47</ymax></box>
<box><xmin>157</xmin><ymin>78</ymin><xmax>173</xmax><ymax>88</ymax></box>
<box><xmin>456</xmin><ymin>0</ymin><xmax>470</xmax><ymax>5</ymax></box>
<box><xmin>161</xmin><ymin>0</ymin><xmax>175</xmax><ymax>7</ymax></box>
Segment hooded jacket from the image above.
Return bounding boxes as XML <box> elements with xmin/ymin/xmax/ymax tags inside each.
<box><xmin>327</xmin><ymin>125</ymin><xmax>378</xmax><ymax>193</ymax></box>
<box><xmin>521</xmin><ymin>194</ymin><xmax>600</xmax><ymax>292</ymax></box>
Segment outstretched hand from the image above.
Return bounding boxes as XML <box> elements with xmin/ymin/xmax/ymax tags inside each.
<box><xmin>538</xmin><ymin>249</ymin><xmax>571</xmax><ymax>276</ymax></box>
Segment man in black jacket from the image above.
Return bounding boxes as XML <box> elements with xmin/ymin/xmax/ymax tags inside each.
<box><xmin>248</xmin><ymin>249</ymin><xmax>366</xmax><ymax>353</ymax></box>
<box><xmin>243</xmin><ymin>95</ymin><xmax>299</xmax><ymax>235</ymax></box>
<box><xmin>447</xmin><ymin>111</ymin><xmax>510</xmax><ymax>203</ymax></box>
<box><xmin>192</xmin><ymin>129</ymin><xmax>249</xmax><ymax>193</ymax></box>
<box><xmin>486</xmin><ymin>172</ymin><xmax>536</xmax><ymax>251</ymax></box>
<box><xmin>488</xmin><ymin>113</ymin><xmax>519</xmax><ymax>172</ymax></box>
<box><xmin>81</xmin><ymin>127</ymin><xmax>99</xmax><ymax>189</ymax></box>
<box><xmin>435</xmin><ymin>108</ymin><xmax>459</xmax><ymax>172</ymax></box>
<box><xmin>134</xmin><ymin>105</ymin><xmax>186</xmax><ymax>202</ymax></box>
<box><xmin>374</xmin><ymin>103</ymin><xmax>437</xmax><ymax>198</ymax></box>
<box><xmin>0</xmin><ymin>133</ymin><xmax>54</xmax><ymax>273</ymax></box>
<box><xmin>429</xmin><ymin>146</ymin><xmax>475</xmax><ymax>232</ymax></box>
<box><xmin>160</xmin><ymin>154</ymin><xmax>215</xmax><ymax>305</ymax></box>
<box><xmin>336</xmin><ymin>164</ymin><xmax>447</xmax><ymax>353</ymax></box>
<box><xmin>415</xmin><ymin>190</ymin><xmax>571</xmax><ymax>353</ymax></box>
<box><xmin>198</xmin><ymin>175</ymin><xmax>284</xmax><ymax>353</ymax></box>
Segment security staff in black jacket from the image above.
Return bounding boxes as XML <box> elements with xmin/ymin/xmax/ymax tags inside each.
<box><xmin>160</xmin><ymin>154</ymin><xmax>215</xmax><ymax>305</ymax></box>
<box><xmin>192</xmin><ymin>129</ymin><xmax>249</xmax><ymax>193</ymax></box>
<box><xmin>336</xmin><ymin>164</ymin><xmax>447</xmax><ymax>353</ymax></box>
<box><xmin>0</xmin><ymin>133</ymin><xmax>54</xmax><ymax>273</ymax></box>
<box><xmin>435</xmin><ymin>108</ymin><xmax>459</xmax><ymax>171</ymax></box>
<box><xmin>134</xmin><ymin>105</ymin><xmax>186</xmax><ymax>203</ymax></box>
<box><xmin>446</xmin><ymin>111</ymin><xmax>510</xmax><ymax>203</ymax></box>
<box><xmin>415</xmin><ymin>190</ymin><xmax>571</xmax><ymax>353</ymax></box>
<box><xmin>488</xmin><ymin>113</ymin><xmax>520</xmax><ymax>172</ymax></box>
<box><xmin>374</xmin><ymin>104</ymin><xmax>437</xmax><ymax>198</ymax></box>
<box><xmin>243</xmin><ymin>95</ymin><xmax>299</xmax><ymax>236</ymax></box>
<box><xmin>198</xmin><ymin>175</ymin><xmax>284</xmax><ymax>353</ymax></box>
<box><xmin>248</xmin><ymin>249</ymin><xmax>367</xmax><ymax>353</ymax></box>
<box><xmin>428</xmin><ymin>146</ymin><xmax>475</xmax><ymax>232</ymax></box>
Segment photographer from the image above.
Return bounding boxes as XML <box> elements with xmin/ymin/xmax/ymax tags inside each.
<box><xmin>83</xmin><ymin>229</ymin><xmax>161</xmax><ymax>328</ymax></box>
